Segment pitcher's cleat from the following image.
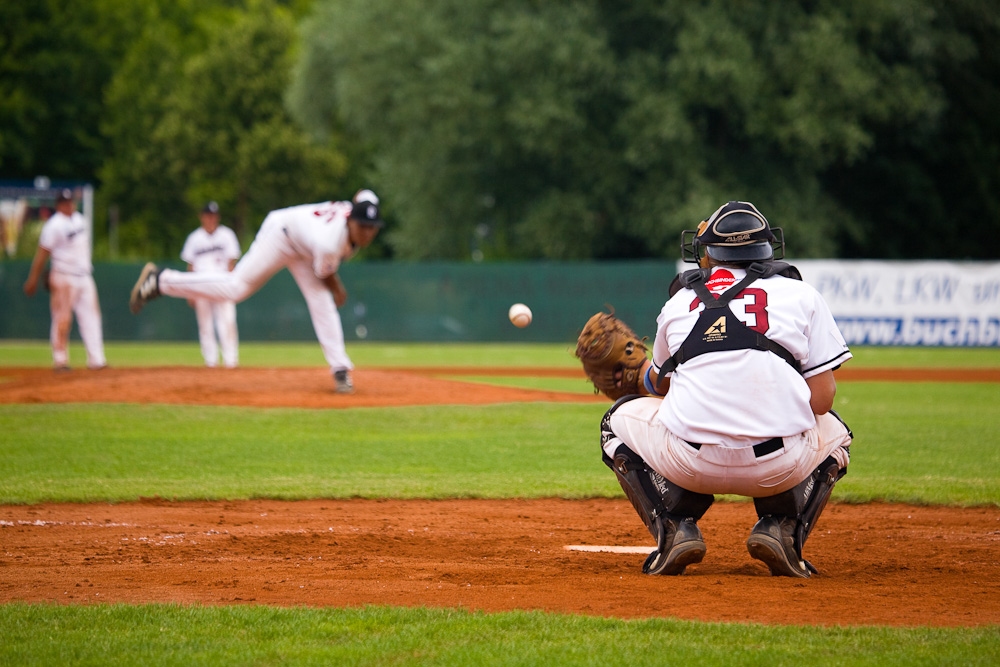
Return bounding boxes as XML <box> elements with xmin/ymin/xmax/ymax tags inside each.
<box><xmin>129</xmin><ymin>263</ymin><xmax>161</xmax><ymax>314</ymax></box>
<box><xmin>333</xmin><ymin>369</ymin><xmax>354</xmax><ymax>394</ymax></box>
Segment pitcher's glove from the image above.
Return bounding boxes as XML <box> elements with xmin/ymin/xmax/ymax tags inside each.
<box><xmin>575</xmin><ymin>311</ymin><xmax>648</xmax><ymax>400</ymax></box>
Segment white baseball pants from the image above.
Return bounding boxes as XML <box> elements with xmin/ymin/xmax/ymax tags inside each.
<box><xmin>603</xmin><ymin>397</ymin><xmax>851</xmax><ymax>497</ymax></box>
<box><xmin>158</xmin><ymin>218</ymin><xmax>352</xmax><ymax>372</ymax></box>
<box><xmin>48</xmin><ymin>270</ymin><xmax>106</xmax><ymax>369</ymax></box>
<box><xmin>193</xmin><ymin>298</ymin><xmax>239</xmax><ymax>368</ymax></box>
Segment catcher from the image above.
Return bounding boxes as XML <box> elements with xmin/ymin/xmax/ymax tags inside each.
<box><xmin>576</xmin><ymin>201</ymin><xmax>853</xmax><ymax>578</ymax></box>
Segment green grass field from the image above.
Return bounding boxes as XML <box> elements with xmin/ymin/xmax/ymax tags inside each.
<box><xmin>3</xmin><ymin>339</ymin><xmax>999</xmax><ymax>369</ymax></box>
<box><xmin>3</xmin><ymin>603</ymin><xmax>997</xmax><ymax>667</ymax></box>
<box><xmin>2</xmin><ymin>341</ymin><xmax>999</xmax><ymax>665</ymax></box>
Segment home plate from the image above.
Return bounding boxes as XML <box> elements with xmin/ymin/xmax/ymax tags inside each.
<box><xmin>564</xmin><ymin>545</ymin><xmax>652</xmax><ymax>554</ymax></box>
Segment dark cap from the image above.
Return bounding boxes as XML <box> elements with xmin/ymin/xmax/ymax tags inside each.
<box><xmin>697</xmin><ymin>201</ymin><xmax>775</xmax><ymax>262</ymax></box>
<box><xmin>201</xmin><ymin>201</ymin><xmax>220</xmax><ymax>214</ymax></box>
<box><xmin>55</xmin><ymin>189</ymin><xmax>74</xmax><ymax>204</ymax></box>
<box><xmin>349</xmin><ymin>200</ymin><xmax>383</xmax><ymax>227</ymax></box>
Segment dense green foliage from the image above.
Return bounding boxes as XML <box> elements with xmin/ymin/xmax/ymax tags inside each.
<box><xmin>1</xmin><ymin>0</ymin><xmax>998</xmax><ymax>260</ymax></box>
<box><xmin>292</xmin><ymin>0</ymin><xmax>1000</xmax><ymax>260</ymax></box>
<box><xmin>0</xmin><ymin>0</ymin><xmax>140</xmax><ymax>179</ymax></box>
<box><xmin>98</xmin><ymin>1</ymin><xmax>350</xmax><ymax>255</ymax></box>
<box><xmin>1</xmin><ymin>0</ymin><xmax>350</xmax><ymax>258</ymax></box>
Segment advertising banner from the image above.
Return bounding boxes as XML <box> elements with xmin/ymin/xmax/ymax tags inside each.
<box><xmin>796</xmin><ymin>261</ymin><xmax>1000</xmax><ymax>346</ymax></box>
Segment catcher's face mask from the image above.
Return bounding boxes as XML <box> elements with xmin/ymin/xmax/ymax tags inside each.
<box><xmin>681</xmin><ymin>201</ymin><xmax>785</xmax><ymax>264</ymax></box>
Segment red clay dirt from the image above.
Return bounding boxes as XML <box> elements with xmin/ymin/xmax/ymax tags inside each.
<box><xmin>2</xmin><ymin>365</ymin><xmax>998</xmax><ymax>627</ymax></box>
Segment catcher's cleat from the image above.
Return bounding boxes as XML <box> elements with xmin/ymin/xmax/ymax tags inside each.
<box><xmin>333</xmin><ymin>369</ymin><xmax>354</xmax><ymax>394</ymax></box>
<box><xmin>129</xmin><ymin>262</ymin><xmax>161</xmax><ymax>314</ymax></box>
<box><xmin>643</xmin><ymin>517</ymin><xmax>707</xmax><ymax>576</ymax></box>
<box><xmin>746</xmin><ymin>516</ymin><xmax>813</xmax><ymax>578</ymax></box>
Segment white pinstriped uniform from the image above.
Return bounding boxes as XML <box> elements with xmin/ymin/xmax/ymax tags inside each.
<box><xmin>38</xmin><ymin>210</ymin><xmax>106</xmax><ymax>369</ymax></box>
<box><xmin>180</xmin><ymin>225</ymin><xmax>242</xmax><ymax>368</ymax></box>
<box><xmin>159</xmin><ymin>201</ymin><xmax>358</xmax><ymax>373</ymax></box>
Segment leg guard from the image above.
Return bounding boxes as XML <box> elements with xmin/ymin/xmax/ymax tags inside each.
<box><xmin>748</xmin><ymin>455</ymin><xmax>846</xmax><ymax>577</ymax></box>
<box><xmin>829</xmin><ymin>409</ymin><xmax>853</xmax><ymax>440</ymax></box>
<box><xmin>600</xmin><ymin>394</ymin><xmax>645</xmax><ymax>456</ymax></box>
<box><xmin>600</xmin><ymin>395</ymin><xmax>714</xmax><ymax>531</ymax></box>
<box><xmin>605</xmin><ymin>444</ymin><xmax>714</xmax><ymax>575</ymax></box>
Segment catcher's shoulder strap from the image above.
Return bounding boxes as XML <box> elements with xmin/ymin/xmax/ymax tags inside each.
<box><xmin>658</xmin><ymin>262</ymin><xmax>802</xmax><ymax>383</ymax></box>
<box><xmin>668</xmin><ymin>261</ymin><xmax>802</xmax><ymax>298</ymax></box>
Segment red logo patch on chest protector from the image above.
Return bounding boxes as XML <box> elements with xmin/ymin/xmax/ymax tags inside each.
<box><xmin>705</xmin><ymin>269</ymin><xmax>736</xmax><ymax>294</ymax></box>
<box><xmin>689</xmin><ymin>269</ymin><xmax>738</xmax><ymax>312</ymax></box>
<box><xmin>687</xmin><ymin>268</ymin><xmax>771</xmax><ymax>334</ymax></box>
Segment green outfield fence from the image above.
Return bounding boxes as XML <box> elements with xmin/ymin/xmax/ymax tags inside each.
<box><xmin>0</xmin><ymin>260</ymin><xmax>674</xmax><ymax>343</ymax></box>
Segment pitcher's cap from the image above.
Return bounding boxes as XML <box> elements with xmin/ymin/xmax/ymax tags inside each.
<box><xmin>349</xmin><ymin>201</ymin><xmax>383</xmax><ymax>227</ymax></box>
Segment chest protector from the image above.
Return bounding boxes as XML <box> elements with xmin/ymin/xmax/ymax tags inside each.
<box><xmin>657</xmin><ymin>262</ymin><xmax>802</xmax><ymax>386</ymax></box>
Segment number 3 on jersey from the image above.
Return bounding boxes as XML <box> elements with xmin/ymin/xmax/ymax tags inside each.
<box><xmin>689</xmin><ymin>288</ymin><xmax>770</xmax><ymax>334</ymax></box>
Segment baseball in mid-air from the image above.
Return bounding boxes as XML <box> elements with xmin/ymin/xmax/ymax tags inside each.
<box><xmin>508</xmin><ymin>303</ymin><xmax>532</xmax><ymax>328</ymax></box>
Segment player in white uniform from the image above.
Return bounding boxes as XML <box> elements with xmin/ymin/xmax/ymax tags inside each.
<box><xmin>180</xmin><ymin>201</ymin><xmax>242</xmax><ymax>368</ymax></box>
<box><xmin>129</xmin><ymin>196</ymin><xmax>384</xmax><ymax>393</ymax></box>
<box><xmin>23</xmin><ymin>189</ymin><xmax>107</xmax><ymax>371</ymax></box>
<box><xmin>601</xmin><ymin>201</ymin><xmax>853</xmax><ymax>578</ymax></box>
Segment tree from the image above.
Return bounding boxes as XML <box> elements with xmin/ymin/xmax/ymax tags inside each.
<box><xmin>97</xmin><ymin>10</ymin><xmax>192</xmax><ymax>256</ymax></box>
<box><xmin>292</xmin><ymin>0</ymin><xmax>622</xmax><ymax>259</ymax></box>
<box><xmin>100</xmin><ymin>1</ymin><xmax>349</xmax><ymax>256</ymax></box>
<box><xmin>0</xmin><ymin>0</ymin><xmax>150</xmax><ymax>180</ymax></box>
<box><xmin>290</xmin><ymin>0</ymin><xmax>991</xmax><ymax>260</ymax></box>
<box><xmin>825</xmin><ymin>0</ymin><xmax>1000</xmax><ymax>259</ymax></box>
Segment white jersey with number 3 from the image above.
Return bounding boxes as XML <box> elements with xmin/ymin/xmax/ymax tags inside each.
<box><xmin>158</xmin><ymin>200</ymin><xmax>361</xmax><ymax>374</ymax></box>
<box><xmin>652</xmin><ymin>267</ymin><xmax>852</xmax><ymax>448</ymax></box>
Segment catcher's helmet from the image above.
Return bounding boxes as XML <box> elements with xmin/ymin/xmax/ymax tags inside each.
<box><xmin>681</xmin><ymin>201</ymin><xmax>784</xmax><ymax>264</ymax></box>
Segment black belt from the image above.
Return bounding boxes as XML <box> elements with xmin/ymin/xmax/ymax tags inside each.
<box><xmin>685</xmin><ymin>437</ymin><xmax>784</xmax><ymax>458</ymax></box>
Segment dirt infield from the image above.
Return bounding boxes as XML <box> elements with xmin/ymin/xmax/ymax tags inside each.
<box><xmin>2</xmin><ymin>365</ymin><xmax>999</xmax><ymax>627</ymax></box>
<box><xmin>0</xmin><ymin>366</ymin><xmax>604</xmax><ymax>408</ymax></box>
<box><xmin>2</xmin><ymin>365</ymin><xmax>1000</xmax><ymax>408</ymax></box>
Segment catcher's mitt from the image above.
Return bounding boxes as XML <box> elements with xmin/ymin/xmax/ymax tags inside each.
<box><xmin>575</xmin><ymin>311</ymin><xmax>648</xmax><ymax>400</ymax></box>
